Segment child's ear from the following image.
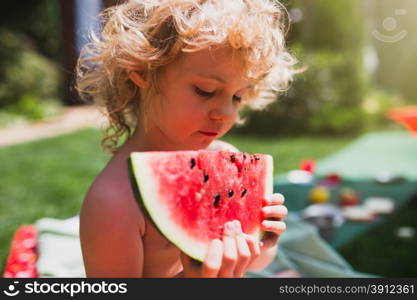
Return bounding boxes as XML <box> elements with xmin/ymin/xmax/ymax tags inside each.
<box><xmin>129</xmin><ymin>70</ymin><xmax>149</xmax><ymax>88</ymax></box>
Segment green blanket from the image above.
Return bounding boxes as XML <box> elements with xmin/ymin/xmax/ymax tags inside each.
<box><xmin>315</xmin><ymin>131</ymin><xmax>417</xmax><ymax>181</ymax></box>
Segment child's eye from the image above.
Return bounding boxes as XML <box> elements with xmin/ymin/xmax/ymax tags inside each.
<box><xmin>194</xmin><ymin>86</ymin><xmax>215</xmax><ymax>98</ymax></box>
<box><xmin>233</xmin><ymin>95</ymin><xmax>242</xmax><ymax>103</ymax></box>
<box><xmin>194</xmin><ymin>86</ymin><xmax>241</xmax><ymax>103</ymax></box>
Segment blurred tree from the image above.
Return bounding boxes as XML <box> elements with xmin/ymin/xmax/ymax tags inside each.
<box><xmin>0</xmin><ymin>0</ymin><xmax>67</xmax><ymax>108</ymax></box>
<box><xmin>234</xmin><ymin>0</ymin><xmax>368</xmax><ymax>136</ymax></box>
<box><xmin>0</xmin><ymin>29</ymin><xmax>61</xmax><ymax>122</ymax></box>
<box><xmin>0</xmin><ymin>0</ymin><xmax>62</xmax><ymax>62</ymax></box>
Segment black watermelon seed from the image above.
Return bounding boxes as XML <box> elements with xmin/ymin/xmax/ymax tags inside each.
<box><xmin>190</xmin><ymin>158</ymin><xmax>196</xmax><ymax>169</ymax></box>
<box><xmin>230</xmin><ymin>155</ymin><xmax>235</xmax><ymax>163</ymax></box>
<box><xmin>241</xmin><ymin>189</ymin><xmax>247</xmax><ymax>197</ymax></box>
<box><xmin>214</xmin><ymin>194</ymin><xmax>221</xmax><ymax>208</ymax></box>
<box><xmin>243</xmin><ymin>154</ymin><xmax>247</xmax><ymax>159</ymax></box>
<box><xmin>254</xmin><ymin>155</ymin><xmax>260</xmax><ymax>161</ymax></box>
<box><xmin>203</xmin><ymin>174</ymin><xmax>209</xmax><ymax>182</ymax></box>
<box><xmin>228</xmin><ymin>190</ymin><xmax>234</xmax><ymax>198</ymax></box>
<box><xmin>250</xmin><ymin>158</ymin><xmax>254</xmax><ymax>163</ymax></box>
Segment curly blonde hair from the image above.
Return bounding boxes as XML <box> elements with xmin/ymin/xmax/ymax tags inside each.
<box><xmin>76</xmin><ymin>0</ymin><xmax>297</xmax><ymax>153</ymax></box>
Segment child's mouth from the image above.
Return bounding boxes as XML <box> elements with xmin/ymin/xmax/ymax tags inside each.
<box><xmin>199</xmin><ymin>131</ymin><xmax>218</xmax><ymax>137</ymax></box>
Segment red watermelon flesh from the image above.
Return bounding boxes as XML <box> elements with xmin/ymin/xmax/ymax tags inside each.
<box><xmin>129</xmin><ymin>151</ymin><xmax>273</xmax><ymax>261</ymax></box>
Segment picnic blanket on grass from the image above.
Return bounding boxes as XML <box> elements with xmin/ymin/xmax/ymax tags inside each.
<box><xmin>315</xmin><ymin>131</ymin><xmax>417</xmax><ymax>181</ymax></box>
<box><xmin>275</xmin><ymin>131</ymin><xmax>417</xmax><ymax>249</ymax></box>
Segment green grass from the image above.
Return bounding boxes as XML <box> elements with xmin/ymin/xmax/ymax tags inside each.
<box><xmin>339</xmin><ymin>197</ymin><xmax>417</xmax><ymax>277</ymax></box>
<box><xmin>0</xmin><ymin>129</ymin><xmax>356</xmax><ymax>275</ymax></box>
<box><xmin>0</xmin><ymin>129</ymin><xmax>110</xmax><ymax>273</ymax></box>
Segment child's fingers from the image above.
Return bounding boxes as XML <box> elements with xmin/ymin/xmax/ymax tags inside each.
<box><xmin>234</xmin><ymin>234</ymin><xmax>251</xmax><ymax>277</ymax></box>
<box><xmin>218</xmin><ymin>222</ymin><xmax>238</xmax><ymax>277</ymax></box>
<box><xmin>262</xmin><ymin>205</ymin><xmax>288</xmax><ymax>220</ymax></box>
<box><xmin>181</xmin><ymin>239</ymin><xmax>224</xmax><ymax>278</ymax></box>
<box><xmin>232</xmin><ymin>221</ymin><xmax>251</xmax><ymax>277</ymax></box>
<box><xmin>259</xmin><ymin>219</ymin><xmax>285</xmax><ymax>249</ymax></box>
<box><xmin>243</xmin><ymin>234</ymin><xmax>261</xmax><ymax>261</ymax></box>
<box><xmin>201</xmin><ymin>239</ymin><xmax>223</xmax><ymax>277</ymax></box>
<box><xmin>261</xmin><ymin>220</ymin><xmax>286</xmax><ymax>235</ymax></box>
<box><xmin>266</xmin><ymin>193</ymin><xmax>285</xmax><ymax>205</ymax></box>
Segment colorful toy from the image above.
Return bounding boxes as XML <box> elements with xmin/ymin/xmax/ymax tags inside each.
<box><xmin>338</xmin><ymin>187</ymin><xmax>360</xmax><ymax>206</ymax></box>
<box><xmin>319</xmin><ymin>173</ymin><xmax>342</xmax><ymax>189</ymax></box>
<box><xmin>299</xmin><ymin>159</ymin><xmax>316</xmax><ymax>173</ymax></box>
<box><xmin>309</xmin><ymin>186</ymin><xmax>330</xmax><ymax>204</ymax></box>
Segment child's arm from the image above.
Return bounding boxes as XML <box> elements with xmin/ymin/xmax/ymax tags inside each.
<box><xmin>79</xmin><ymin>185</ymin><xmax>146</xmax><ymax>277</ymax></box>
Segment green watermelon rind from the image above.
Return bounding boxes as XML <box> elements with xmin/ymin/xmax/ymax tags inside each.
<box><xmin>129</xmin><ymin>151</ymin><xmax>209</xmax><ymax>261</ymax></box>
<box><xmin>129</xmin><ymin>151</ymin><xmax>273</xmax><ymax>262</ymax></box>
<box><xmin>127</xmin><ymin>157</ymin><xmax>166</xmax><ymax>238</ymax></box>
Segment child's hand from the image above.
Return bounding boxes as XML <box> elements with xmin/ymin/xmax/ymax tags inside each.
<box><xmin>259</xmin><ymin>193</ymin><xmax>287</xmax><ymax>250</ymax></box>
<box><xmin>180</xmin><ymin>220</ymin><xmax>261</xmax><ymax>278</ymax></box>
<box><xmin>180</xmin><ymin>194</ymin><xmax>287</xmax><ymax>277</ymax></box>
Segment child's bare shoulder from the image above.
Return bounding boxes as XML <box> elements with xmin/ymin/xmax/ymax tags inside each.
<box><xmin>81</xmin><ymin>159</ymin><xmax>146</xmax><ymax>236</ymax></box>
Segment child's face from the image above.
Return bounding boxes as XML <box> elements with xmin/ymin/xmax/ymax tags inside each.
<box><xmin>146</xmin><ymin>46</ymin><xmax>251</xmax><ymax>150</ymax></box>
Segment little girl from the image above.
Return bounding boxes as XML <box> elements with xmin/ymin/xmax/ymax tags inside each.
<box><xmin>77</xmin><ymin>0</ymin><xmax>296</xmax><ymax>277</ymax></box>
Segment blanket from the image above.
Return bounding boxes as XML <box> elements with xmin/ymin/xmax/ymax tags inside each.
<box><xmin>35</xmin><ymin>214</ymin><xmax>374</xmax><ymax>278</ymax></box>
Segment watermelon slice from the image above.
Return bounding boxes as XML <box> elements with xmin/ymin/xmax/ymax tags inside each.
<box><xmin>128</xmin><ymin>151</ymin><xmax>273</xmax><ymax>262</ymax></box>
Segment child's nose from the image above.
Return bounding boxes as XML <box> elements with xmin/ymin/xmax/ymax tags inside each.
<box><xmin>208</xmin><ymin>98</ymin><xmax>236</xmax><ymax>123</ymax></box>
